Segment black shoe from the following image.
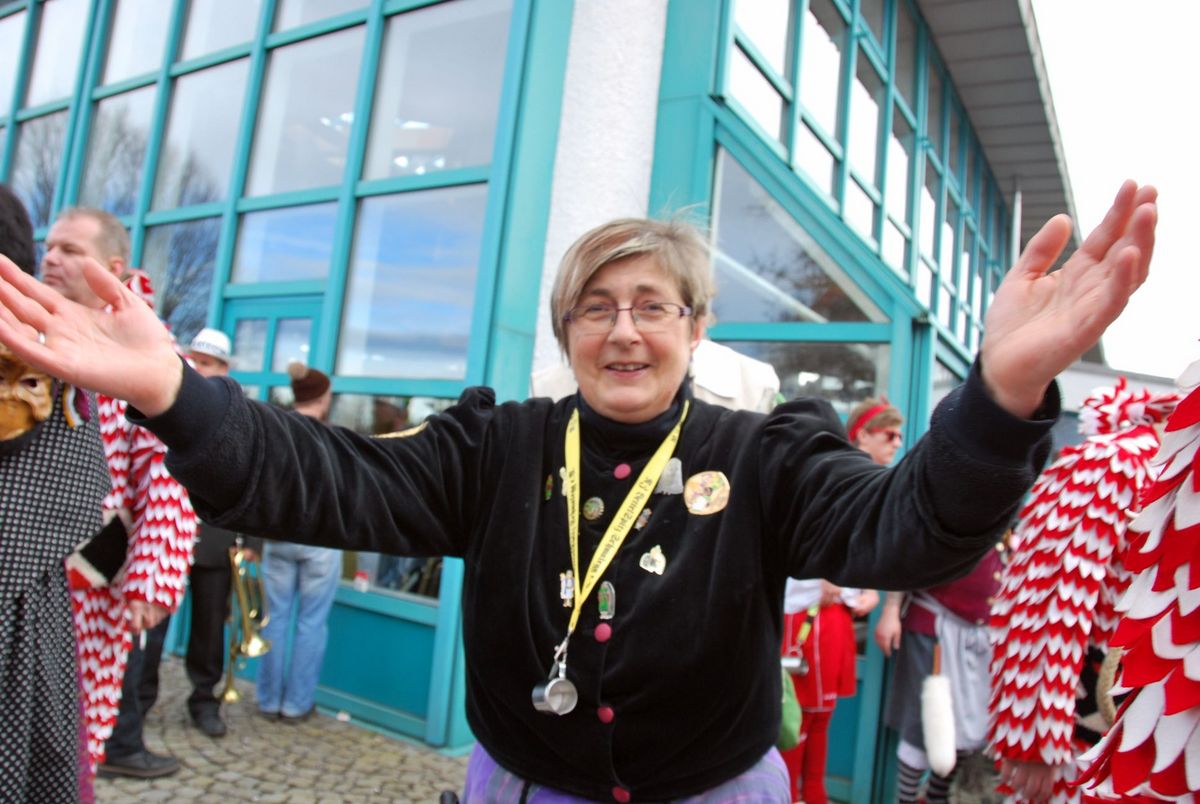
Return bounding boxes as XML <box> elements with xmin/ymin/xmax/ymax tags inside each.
<box><xmin>279</xmin><ymin>707</ymin><xmax>315</xmax><ymax>724</ymax></box>
<box><xmin>97</xmin><ymin>749</ymin><xmax>181</xmax><ymax>779</ymax></box>
<box><xmin>192</xmin><ymin>709</ymin><xmax>227</xmax><ymax>737</ymax></box>
<box><xmin>257</xmin><ymin>709</ymin><xmax>280</xmax><ymax>721</ymax></box>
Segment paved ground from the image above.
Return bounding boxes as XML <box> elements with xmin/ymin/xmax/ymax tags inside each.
<box><xmin>94</xmin><ymin>655</ymin><xmax>469</xmax><ymax>803</ymax></box>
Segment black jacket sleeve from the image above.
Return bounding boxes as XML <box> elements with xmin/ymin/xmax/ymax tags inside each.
<box><xmin>764</xmin><ymin>360</ymin><xmax>1057</xmax><ymax>589</ymax></box>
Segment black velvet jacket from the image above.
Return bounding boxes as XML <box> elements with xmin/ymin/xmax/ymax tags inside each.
<box><xmin>133</xmin><ymin>362</ymin><xmax>1056</xmax><ymax>801</ymax></box>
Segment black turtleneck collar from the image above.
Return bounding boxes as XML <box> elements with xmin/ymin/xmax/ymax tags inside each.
<box><xmin>575</xmin><ymin>379</ymin><xmax>693</xmax><ymax>453</ymax></box>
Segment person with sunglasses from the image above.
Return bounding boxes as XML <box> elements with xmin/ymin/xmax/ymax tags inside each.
<box><xmin>869</xmin><ymin>392</ymin><xmax>1006</xmax><ymax>803</ymax></box>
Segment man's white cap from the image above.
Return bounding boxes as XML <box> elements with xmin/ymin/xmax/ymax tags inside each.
<box><xmin>188</xmin><ymin>327</ymin><xmax>232</xmax><ymax>363</ymax></box>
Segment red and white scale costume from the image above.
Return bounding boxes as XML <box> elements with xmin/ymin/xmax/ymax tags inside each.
<box><xmin>1078</xmin><ymin>358</ymin><xmax>1200</xmax><ymax>800</ymax></box>
<box><xmin>988</xmin><ymin>378</ymin><xmax>1180</xmax><ymax>802</ymax></box>
<box><xmin>70</xmin><ymin>271</ymin><xmax>196</xmax><ymax>770</ymax></box>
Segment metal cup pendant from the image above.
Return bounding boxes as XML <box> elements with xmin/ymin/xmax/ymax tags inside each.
<box><xmin>532</xmin><ymin>661</ymin><xmax>578</xmax><ymax>715</ymax></box>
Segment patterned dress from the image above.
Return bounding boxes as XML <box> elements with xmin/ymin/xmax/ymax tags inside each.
<box><xmin>988</xmin><ymin>379</ymin><xmax>1179</xmax><ymax>803</ymax></box>
<box><xmin>0</xmin><ymin>386</ymin><xmax>109</xmax><ymax>799</ymax></box>
<box><xmin>1078</xmin><ymin>359</ymin><xmax>1200</xmax><ymax>801</ymax></box>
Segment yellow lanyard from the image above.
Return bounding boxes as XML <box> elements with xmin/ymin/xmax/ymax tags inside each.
<box><xmin>563</xmin><ymin>401</ymin><xmax>689</xmax><ymax>636</ymax></box>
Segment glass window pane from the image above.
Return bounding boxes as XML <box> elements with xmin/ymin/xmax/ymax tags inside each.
<box><xmin>940</xmin><ymin>197</ymin><xmax>958</xmax><ymax>275</ymax></box>
<box><xmin>0</xmin><ymin>11</ymin><xmax>26</xmax><ymax>115</ymax></box>
<box><xmin>231</xmin><ymin>203</ymin><xmax>336</xmax><ymax>283</ymax></box>
<box><xmin>140</xmin><ymin>217</ymin><xmax>221</xmax><ymax>344</ymax></box>
<box><xmin>10</xmin><ymin>111</ymin><xmax>68</xmax><ymax>228</ymax></box>
<box><xmin>25</xmin><ymin>0</ymin><xmax>88</xmax><ymax>107</ymax></box>
<box><xmin>734</xmin><ymin>0</ymin><xmax>791</xmax><ymax>76</ymax></box>
<box><xmin>796</xmin><ymin>122</ymin><xmax>835</xmax><ymax>194</ymax></box>
<box><xmin>916</xmin><ymin>260</ymin><xmax>934</xmax><ymax>307</ymax></box>
<box><xmin>337</xmin><ymin>185</ymin><xmax>488</xmax><ymax>380</ymax></box>
<box><xmin>882</xmin><ymin>220</ymin><xmax>907</xmax><ymax>277</ymax></box>
<box><xmin>947</xmin><ymin>106</ymin><xmax>961</xmax><ymax>178</ymax></box>
<box><xmin>959</xmin><ymin>228</ymin><xmax>974</xmax><ymax>299</ymax></box>
<box><xmin>363</xmin><ymin>0</ymin><xmax>511</xmax><ymax>181</ymax></box>
<box><xmin>232</xmin><ymin>318</ymin><xmax>267</xmax><ymax>372</ymax></box>
<box><xmin>848</xmin><ymin>49</ymin><xmax>882</xmax><ymax>184</ymax></box>
<box><xmin>937</xmin><ymin>283</ymin><xmax>951</xmax><ymax>327</ymax></box>
<box><xmin>729</xmin><ymin>47</ymin><xmax>783</xmax><ymax>142</ymax></box>
<box><xmin>844</xmin><ymin>178</ymin><xmax>875</xmax><ymax>241</ymax></box>
<box><xmin>962</xmin><ymin>147</ymin><xmax>975</xmax><ymax>211</ymax></box>
<box><xmin>78</xmin><ymin>85</ymin><xmax>156</xmax><ymax>216</ymax></box>
<box><xmin>886</xmin><ymin>109</ymin><xmax>912</xmax><ymax>222</ymax></box>
<box><xmin>712</xmin><ymin>151</ymin><xmax>884</xmax><ymax>324</ymax></box>
<box><xmin>926</xmin><ymin>63</ymin><xmax>942</xmax><ymax>158</ymax></box>
<box><xmin>181</xmin><ymin>0</ymin><xmax>262</xmax><ymax>60</ymax></box>
<box><xmin>720</xmin><ymin>341</ymin><xmax>889</xmax><ymax>418</ymax></box>
<box><xmin>272</xmin><ymin>317</ymin><xmax>313</xmax><ymax>371</ymax></box>
<box><xmin>274</xmin><ymin>0</ymin><xmax>364</xmax><ymax>31</ymax></box>
<box><xmin>798</xmin><ymin>0</ymin><xmax>843</xmax><ymax>137</ymax></box>
<box><xmin>920</xmin><ymin>162</ymin><xmax>938</xmax><ymax>257</ymax></box>
<box><xmin>153</xmin><ymin>59</ymin><xmax>250</xmax><ymax>210</ymax></box>
<box><xmin>859</xmin><ymin>0</ymin><xmax>884</xmax><ymax>45</ymax></box>
<box><xmin>246</xmin><ymin>26</ymin><xmax>365</xmax><ymax>196</ymax></box>
<box><xmin>894</xmin><ymin>2</ymin><xmax>916</xmax><ymax>106</ymax></box>
<box><xmin>931</xmin><ymin>360</ymin><xmax>960</xmax><ymax>410</ymax></box>
<box><xmin>103</xmin><ymin>0</ymin><xmax>171</xmax><ymax>84</ymax></box>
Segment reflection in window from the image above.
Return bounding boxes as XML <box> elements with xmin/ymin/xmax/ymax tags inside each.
<box><xmin>886</xmin><ymin>110</ymin><xmax>912</xmax><ymax>222</ymax></box>
<box><xmin>79</xmin><ymin>86</ymin><xmax>156</xmax><ymax>216</ymax></box>
<box><xmin>882</xmin><ymin>220</ymin><xmax>907</xmax><ymax>277</ymax></box>
<box><xmin>729</xmin><ymin>46</ymin><xmax>783</xmax><ymax>142</ymax></box>
<box><xmin>844</xmin><ymin>178</ymin><xmax>875</xmax><ymax>241</ymax></box>
<box><xmin>363</xmin><ymin>0</ymin><xmax>511</xmax><ymax>181</ymax></box>
<box><xmin>153</xmin><ymin>60</ymin><xmax>248</xmax><ymax>210</ymax></box>
<box><xmin>231</xmin><ymin>203</ymin><xmax>336</xmax><ymax>283</ymax></box>
<box><xmin>328</xmin><ymin>392</ymin><xmax>455</xmax><ymax>599</ymax></box>
<box><xmin>272</xmin><ymin>318</ymin><xmax>313</xmax><ymax>372</ymax></box>
<box><xmin>721</xmin><ymin>340</ymin><xmax>888</xmax><ymax>419</ymax></box>
<box><xmin>920</xmin><ymin>162</ymin><xmax>938</xmax><ymax>258</ymax></box>
<box><xmin>338</xmin><ymin>185</ymin><xmax>487</xmax><ymax>379</ymax></box>
<box><xmin>795</xmin><ymin>123</ymin><xmax>835</xmax><ymax>195</ymax></box>
<box><xmin>712</xmin><ymin>151</ymin><xmax>883</xmax><ymax>324</ymax></box>
<box><xmin>848</xmin><ymin>50</ymin><xmax>882</xmax><ymax>184</ymax></box>
<box><xmin>140</xmin><ymin>217</ymin><xmax>220</xmax><ymax>344</ymax></box>
<box><xmin>940</xmin><ymin>197</ymin><xmax>958</xmax><ymax>277</ymax></box>
<box><xmin>931</xmin><ymin>359</ymin><xmax>960</xmax><ymax>411</ymax></box>
<box><xmin>0</xmin><ymin>11</ymin><xmax>25</xmax><ymax>115</ymax></box>
<box><xmin>180</xmin><ymin>0</ymin><xmax>262</xmax><ymax>60</ymax></box>
<box><xmin>894</xmin><ymin>3</ymin><xmax>916</xmax><ymax>106</ymax></box>
<box><xmin>274</xmin><ymin>0</ymin><xmax>364</xmax><ymax>31</ymax></box>
<box><xmin>926</xmin><ymin>64</ymin><xmax>943</xmax><ymax>157</ymax></box>
<box><xmin>25</xmin><ymin>0</ymin><xmax>87</xmax><ymax>107</ymax></box>
<box><xmin>734</xmin><ymin>0</ymin><xmax>790</xmax><ymax>76</ymax></box>
<box><xmin>798</xmin><ymin>0</ymin><xmax>843</xmax><ymax>137</ymax></box>
<box><xmin>859</xmin><ymin>0</ymin><xmax>885</xmax><ymax>46</ymax></box>
<box><xmin>947</xmin><ymin>108</ymin><xmax>962</xmax><ymax>179</ymax></box>
<box><xmin>246</xmin><ymin>27</ymin><xmax>365</xmax><ymax>196</ymax></box>
<box><xmin>11</xmin><ymin>111</ymin><xmax>67</xmax><ymax>228</ymax></box>
<box><xmin>233</xmin><ymin>318</ymin><xmax>267</xmax><ymax>372</ymax></box>
<box><xmin>103</xmin><ymin>0</ymin><xmax>171</xmax><ymax>84</ymax></box>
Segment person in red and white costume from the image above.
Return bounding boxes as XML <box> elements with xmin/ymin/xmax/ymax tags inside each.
<box><xmin>43</xmin><ymin>208</ymin><xmax>196</xmax><ymax>780</ymax></box>
<box><xmin>988</xmin><ymin>378</ymin><xmax>1180</xmax><ymax>802</ymax></box>
<box><xmin>1075</xmin><ymin>357</ymin><xmax>1200</xmax><ymax>801</ymax></box>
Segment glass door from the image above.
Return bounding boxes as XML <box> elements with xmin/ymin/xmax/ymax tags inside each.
<box><xmin>221</xmin><ymin>297</ymin><xmax>323</xmax><ymax>403</ymax></box>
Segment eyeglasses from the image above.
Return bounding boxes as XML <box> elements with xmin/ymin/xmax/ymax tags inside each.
<box><xmin>870</xmin><ymin>428</ymin><xmax>903</xmax><ymax>444</ymax></box>
<box><xmin>563</xmin><ymin>301</ymin><xmax>693</xmax><ymax>334</ymax></box>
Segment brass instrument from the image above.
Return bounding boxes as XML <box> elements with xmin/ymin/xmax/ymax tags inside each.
<box><xmin>221</xmin><ymin>545</ymin><xmax>271</xmax><ymax>703</ymax></box>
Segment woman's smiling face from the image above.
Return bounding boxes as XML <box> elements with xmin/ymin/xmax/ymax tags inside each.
<box><xmin>567</xmin><ymin>255</ymin><xmax>704</xmax><ymax>423</ymax></box>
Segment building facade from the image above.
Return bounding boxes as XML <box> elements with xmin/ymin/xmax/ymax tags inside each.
<box><xmin>0</xmin><ymin>0</ymin><xmax>1074</xmax><ymax>798</ymax></box>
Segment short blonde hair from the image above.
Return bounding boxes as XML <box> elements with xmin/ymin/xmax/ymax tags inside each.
<box><xmin>57</xmin><ymin>207</ymin><xmax>131</xmax><ymax>263</ymax></box>
<box><xmin>550</xmin><ymin>217</ymin><xmax>716</xmax><ymax>354</ymax></box>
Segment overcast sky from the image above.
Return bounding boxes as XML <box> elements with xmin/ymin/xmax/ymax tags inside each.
<box><xmin>1030</xmin><ymin>0</ymin><xmax>1200</xmax><ymax>380</ymax></box>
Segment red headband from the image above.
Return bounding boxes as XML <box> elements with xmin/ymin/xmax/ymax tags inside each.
<box><xmin>847</xmin><ymin>402</ymin><xmax>891</xmax><ymax>444</ymax></box>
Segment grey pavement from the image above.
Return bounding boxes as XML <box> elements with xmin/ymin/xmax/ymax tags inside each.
<box><xmin>94</xmin><ymin>655</ymin><xmax>469</xmax><ymax>803</ymax></box>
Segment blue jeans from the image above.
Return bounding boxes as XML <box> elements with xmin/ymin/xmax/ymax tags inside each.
<box><xmin>256</xmin><ymin>542</ymin><xmax>342</xmax><ymax>717</ymax></box>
